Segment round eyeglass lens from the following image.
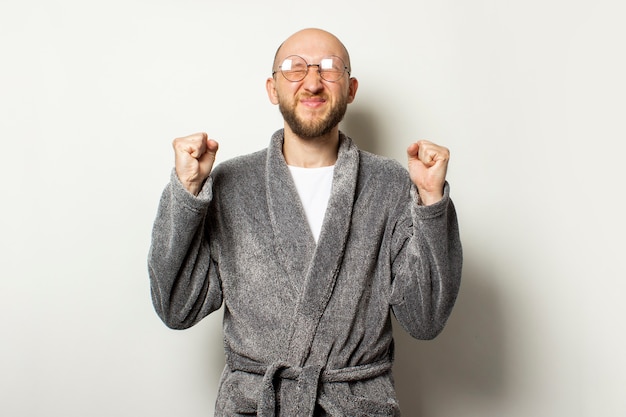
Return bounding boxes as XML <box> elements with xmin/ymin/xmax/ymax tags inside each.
<box><xmin>280</xmin><ymin>56</ymin><xmax>308</xmax><ymax>81</ymax></box>
<box><xmin>318</xmin><ymin>57</ymin><xmax>346</xmax><ymax>81</ymax></box>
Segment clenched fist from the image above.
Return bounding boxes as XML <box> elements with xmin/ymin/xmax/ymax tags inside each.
<box><xmin>407</xmin><ymin>140</ymin><xmax>450</xmax><ymax>206</ymax></box>
<box><xmin>173</xmin><ymin>132</ymin><xmax>219</xmax><ymax>196</ymax></box>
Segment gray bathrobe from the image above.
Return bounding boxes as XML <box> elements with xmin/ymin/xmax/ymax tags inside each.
<box><xmin>149</xmin><ymin>129</ymin><xmax>462</xmax><ymax>416</ymax></box>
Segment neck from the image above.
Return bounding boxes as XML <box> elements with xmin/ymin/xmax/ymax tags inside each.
<box><xmin>282</xmin><ymin>125</ymin><xmax>340</xmax><ymax>168</ymax></box>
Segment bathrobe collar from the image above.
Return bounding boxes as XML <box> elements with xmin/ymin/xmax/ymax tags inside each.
<box><xmin>265</xmin><ymin>129</ymin><xmax>360</xmax><ymax>366</ymax></box>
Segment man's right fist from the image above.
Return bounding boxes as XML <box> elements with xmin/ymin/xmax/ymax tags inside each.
<box><xmin>173</xmin><ymin>132</ymin><xmax>219</xmax><ymax>196</ymax></box>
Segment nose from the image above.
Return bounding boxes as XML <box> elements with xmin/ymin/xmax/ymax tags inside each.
<box><xmin>302</xmin><ymin>65</ymin><xmax>324</xmax><ymax>93</ymax></box>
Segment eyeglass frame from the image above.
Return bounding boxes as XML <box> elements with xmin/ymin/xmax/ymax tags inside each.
<box><xmin>272</xmin><ymin>55</ymin><xmax>351</xmax><ymax>83</ymax></box>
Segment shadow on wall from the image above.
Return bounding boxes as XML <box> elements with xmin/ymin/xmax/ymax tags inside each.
<box><xmin>340</xmin><ymin>106</ymin><xmax>385</xmax><ymax>156</ymax></box>
<box><xmin>392</xmin><ymin>254</ymin><xmax>507</xmax><ymax>416</ymax></box>
<box><xmin>343</xmin><ymin>108</ymin><xmax>507</xmax><ymax>417</ymax></box>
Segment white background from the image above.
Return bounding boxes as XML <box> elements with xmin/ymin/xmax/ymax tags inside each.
<box><xmin>1</xmin><ymin>0</ymin><xmax>625</xmax><ymax>416</ymax></box>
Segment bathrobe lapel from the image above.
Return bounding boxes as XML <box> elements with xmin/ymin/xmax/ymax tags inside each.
<box><xmin>266</xmin><ymin>131</ymin><xmax>317</xmax><ymax>294</ymax></box>
<box><xmin>265</xmin><ymin>130</ymin><xmax>360</xmax><ymax>367</ymax></box>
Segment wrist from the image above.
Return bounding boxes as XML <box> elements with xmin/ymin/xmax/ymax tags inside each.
<box><xmin>418</xmin><ymin>190</ymin><xmax>444</xmax><ymax>206</ymax></box>
<box><xmin>176</xmin><ymin>172</ymin><xmax>204</xmax><ymax>196</ymax></box>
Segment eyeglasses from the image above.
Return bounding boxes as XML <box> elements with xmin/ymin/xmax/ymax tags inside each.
<box><xmin>273</xmin><ymin>55</ymin><xmax>350</xmax><ymax>82</ymax></box>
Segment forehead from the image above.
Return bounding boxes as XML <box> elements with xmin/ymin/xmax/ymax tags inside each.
<box><xmin>275</xmin><ymin>30</ymin><xmax>348</xmax><ymax>63</ymax></box>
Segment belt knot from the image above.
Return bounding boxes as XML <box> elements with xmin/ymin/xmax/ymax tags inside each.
<box><xmin>227</xmin><ymin>353</ymin><xmax>392</xmax><ymax>417</ymax></box>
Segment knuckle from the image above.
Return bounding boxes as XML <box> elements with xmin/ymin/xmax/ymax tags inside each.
<box><xmin>172</xmin><ymin>137</ymin><xmax>183</xmax><ymax>150</ymax></box>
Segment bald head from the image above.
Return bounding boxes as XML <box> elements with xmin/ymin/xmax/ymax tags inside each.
<box><xmin>272</xmin><ymin>28</ymin><xmax>351</xmax><ymax>73</ymax></box>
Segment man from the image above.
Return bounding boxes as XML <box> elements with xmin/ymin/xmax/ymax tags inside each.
<box><xmin>149</xmin><ymin>28</ymin><xmax>462</xmax><ymax>416</ymax></box>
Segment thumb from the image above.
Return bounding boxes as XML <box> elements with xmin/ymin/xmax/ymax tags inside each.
<box><xmin>406</xmin><ymin>143</ymin><xmax>420</xmax><ymax>162</ymax></box>
<box><xmin>205</xmin><ymin>138</ymin><xmax>219</xmax><ymax>155</ymax></box>
<box><xmin>198</xmin><ymin>138</ymin><xmax>219</xmax><ymax>171</ymax></box>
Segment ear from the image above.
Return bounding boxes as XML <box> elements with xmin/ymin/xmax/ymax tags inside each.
<box><xmin>347</xmin><ymin>77</ymin><xmax>358</xmax><ymax>104</ymax></box>
<box><xmin>266</xmin><ymin>77</ymin><xmax>279</xmax><ymax>105</ymax></box>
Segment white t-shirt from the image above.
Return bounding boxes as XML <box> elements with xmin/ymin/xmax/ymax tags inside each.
<box><xmin>287</xmin><ymin>165</ymin><xmax>335</xmax><ymax>243</ymax></box>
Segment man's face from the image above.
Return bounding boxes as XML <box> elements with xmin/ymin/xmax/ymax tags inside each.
<box><xmin>266</xmin><ymin>30</ymin><xmax>357</xmax><ymax>139</ymax></box>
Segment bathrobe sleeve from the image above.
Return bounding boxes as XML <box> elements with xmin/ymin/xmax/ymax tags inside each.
<box><xmin>389</xmin><ymin>181</ymin><xmax>463</xmax><ymax>340</ymax></box>
<box><xmin>148</xmin><ymin>169</ymin><xmax>223</xmax><ymax>329</ymax></box>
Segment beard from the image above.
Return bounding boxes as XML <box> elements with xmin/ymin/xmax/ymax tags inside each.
<box><xmin>278</xmin><ymin>93</ymin><xmax>348</xmax><ymax>139</ymax></box>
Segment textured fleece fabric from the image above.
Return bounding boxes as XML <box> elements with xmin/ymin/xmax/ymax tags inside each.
<box><xmin>148</xmin><ymin>130</ymin><xmax>463</xmax><ymax>416</ymax></box>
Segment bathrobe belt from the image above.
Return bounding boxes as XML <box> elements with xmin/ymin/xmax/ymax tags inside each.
<box><xmin>226</xmin><ymin>352</ymin><xmax>393</xmax><ymax>417</ymax></box>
